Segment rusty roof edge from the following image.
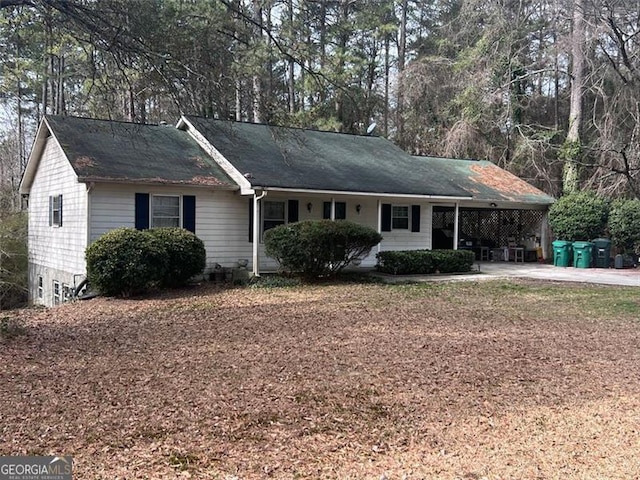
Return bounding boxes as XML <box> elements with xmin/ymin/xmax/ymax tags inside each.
<box><xmin>77</xmin><ymin>176</ymin><xmax>239</xmax><ymax>190</ymax></box>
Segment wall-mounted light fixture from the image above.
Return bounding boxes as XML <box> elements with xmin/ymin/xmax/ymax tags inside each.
<box><xmin>356</xmin><ymin>204</ymin><xmax>362</xmax><ymax>214</ymax></box>
<box><xmin>490</xmin><ymin>202</ymin><xmax>498</xmax><ymax>208</ymax></box>
<box><xmin>307</xmin><ymin>202</ymin><xmax>313</xmax><ymax>212</ymax></box>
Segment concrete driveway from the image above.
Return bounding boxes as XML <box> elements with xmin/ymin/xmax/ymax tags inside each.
<box><xmin>476</xmin><ymin>261</ymin><xmax>639</xmax><ymax>287</ymax></box>
<box><xmin>372</xmin><ymin>262</ymin><xmax>639</xmax><ymax>287</ymax></box>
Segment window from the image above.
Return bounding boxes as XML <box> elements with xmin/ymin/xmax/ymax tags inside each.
<box><xmin>49</xmin><ymin>194</ymin><xmax>63</xmax><ymax>227</ymax></box>
<box><xmin>392</xmin><ymin>206</ymin><xmax>409</xmax><ymax>229</ymax></box>
<box><xmin>152</xmin><ymin>195</ymin><xmax>180</xmax><ymax>228</ymax></box>
<box><xmin>53</xmin><ymin>280</ymin><xmax>61</xmax><ymax>305</ymax></box>
<box><xmin>263</xmin><ymin>201</ymin><xmax>285</xmax><ymax>233</ymax></box>
<box><xmin>323</xmin><ymin>201</ymin><xmax>346</xmax><ymax>220</ymax></box>
<box><xmin>62</xmin><ymin>284</ymin><xmax>71</xmax><ymax>303</ymax></box>
<box><xmin>37</xmin><ymin>276</ymin><xmax>44</xmax><ymax>299</ymax></box>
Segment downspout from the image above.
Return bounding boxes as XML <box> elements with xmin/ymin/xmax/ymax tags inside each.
<box><xmin>85</xmin><ymin>182</ymin><xmax>94</xmax><ymax>271</ymax></box>
<box><xmin>453</xmin><ymin>202</ymin><xmax>460</xmax><ymax>250</ymax></box>
<box><xmin>252</xmin><ymin>190</ymin><xmax>267</xmax><ymax>277</ymax></box>
<box><xmin>376</xmin><ymin>199</ymin><xmax>382</xmax><ymax>254</ymax></box>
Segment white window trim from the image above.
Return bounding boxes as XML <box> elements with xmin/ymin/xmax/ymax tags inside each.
<box><xmin>391</xmin><ymin>205</ymin><xmax>410</xmax><ymax>230</ymax></box>
<box><xmin>37</xmin><ymin>276</ymin><xmax>44</xmax><ymax>299</ymax></box>
<box><xmin>261</xmin><ymin>200</ymin><xmax>287</xmax><ymax>240</ymax></box>
<box><xmin>62</xmin><ymin>283</ymin><xmax>71</xmax><ymax>303</ymax></box>
<box><xmin>151</xmin><ymin>194</ymin><xmax>182</xmax><ymax>228</ymax></box>
<box><xmin>50</xmin><ymin>194</ymin><xmax>62</xmax><ymax>227</ymax></box>
<box><xmin>52</xmin><ymin>280</ymin><xmax>61</xmax><ymax>305</ymax></box>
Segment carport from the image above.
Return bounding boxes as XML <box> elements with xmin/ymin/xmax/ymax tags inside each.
<box><xmin>414</xmin><ymin>157</ymin><xmax>555</xmax><ymax>260</ymax></box>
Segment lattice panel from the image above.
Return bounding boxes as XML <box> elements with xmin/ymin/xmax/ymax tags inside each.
<box><xmin>433</xmin><ymin>207</ymin><xmax>545</xmax><ymax>248</ymax></box>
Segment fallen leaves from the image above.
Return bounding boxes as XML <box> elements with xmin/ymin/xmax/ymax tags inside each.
<box><xmin>1</xmin><ymin>280</ymin><xmax>639</xmax><ymax>478</ymax></box>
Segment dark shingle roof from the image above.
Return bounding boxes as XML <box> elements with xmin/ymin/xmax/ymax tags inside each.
<box><xmin>45</xmin><ymin>115</ymin><xmax>235</xmax><ymax>187</ymax></box>
<box><xmin>183</xmin><ymin>116</ymin><xmax>471</xmax><ymax>198</ymax></box>
<box><xmin>413</xmin><ymin>157</ymin><xmax>555</xmax><ymax>205</ymax></box>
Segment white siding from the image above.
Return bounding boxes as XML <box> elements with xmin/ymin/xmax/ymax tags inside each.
<box><xmin>254</xmin><ymin>194</ymin><xmax>433</xmax><ymax>269</ymax></box>
<box><xmin>28</xmin><ymin>137</ymin><xmax>88</xmax><ymax>305</ymax></box>
<box><xmin>377</xmin><ymin>200</ymin><xmax>433</xmax><ymax>254</ymax></box>
<box><xmin>90</xmin><ymin>184</ymin><xmax>255</xmax><ymax>270</ymax></box>
<box><xmin>89</xmin><ymin>186</ymin><xmax>436</xmax><ymax>275</ymax></box>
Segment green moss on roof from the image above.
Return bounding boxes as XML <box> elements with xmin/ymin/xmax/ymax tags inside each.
<box><xmin>183</xmin><ymin>116</ymin><xmax>471</xmax><ymax>197</ymax></box>
<box><xmin>45</xmin><ymin>115</ymin><xmax>234</xmax><ymax>187</ymax></box>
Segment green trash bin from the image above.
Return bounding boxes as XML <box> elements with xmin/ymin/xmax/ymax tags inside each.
<box><xmin>572</xmin><ymin>241</ymin><xmax>594</xmax><ymax>268</ymax></box>
<box><xmin>552</xmin><ymin>240</ymin><xmax>572</xmax><ymax>267</ymax></box>
<box><xmin>592</xmin><ymin>238</ymin><xmax>612</xmax><ymax>268</ymax></box>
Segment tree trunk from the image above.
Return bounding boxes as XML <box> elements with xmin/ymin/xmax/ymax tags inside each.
<box><xmin>396</xmin><ymin>0</ymin><xmax>408</xmax><ymax>145</ymax></box>
<box><xmin>252</xmin><ymin>0</ymin><xmax>263</xmax><ymax>123</ymax></box>
<box><xmin>287</xmin><ymin>0</ymin><xmax>295</xmax><ymax>114</ymax></box>
<box><xmin>563</xmin><ymin>0</ymin><xmax>585</xmax><ymax>194</ymax></box>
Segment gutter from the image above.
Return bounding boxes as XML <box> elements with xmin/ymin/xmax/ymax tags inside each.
<box><xmin>262</xmin><ymin>186</ymin><xmax>472</xmax><ymax>201</ymax></box>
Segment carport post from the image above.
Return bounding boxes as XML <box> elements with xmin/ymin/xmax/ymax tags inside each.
<box><xmin>453</xmin><ymin>202</ymin><xmax>460</xmax><ymax>250</ymax></box>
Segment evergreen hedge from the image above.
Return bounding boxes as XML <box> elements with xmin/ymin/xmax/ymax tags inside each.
<box><xmin>548</xmin><ymin>191</ymin><xmax>609</xmax><ymax>241</ymax></box>
<box><xmin>376</xmin><ymin>249</ymin><xmax>475</xmax><ymax>275</ymax></box>
<box><xmin>264</xmin><ymin>220</ymin><xmax>382</xmax><ymax>278</ymax></box>
<box><xmin>608</xmin><ymin>199</ymin><xmax>640</xmax><ymax>254</ymax></box>
<box><xmin>86</xmin><ymin>227</ymin><xmax>205</xmax><ymax>296</ymax></box>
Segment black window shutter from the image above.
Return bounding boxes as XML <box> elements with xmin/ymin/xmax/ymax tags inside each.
<box><xmin>183</xmin><ymin>195</ymin><xmax>196</xmax><ymax>233</ymax></box>
<box><xmin>335</xmin><ymin>202</ymin><xmax>346</xmax><ymax>220</ymax></box>
<box><xmin>248</xmin><ymin>197</ymin><xmax>254</xmax><ymax>242</ymax></box>
<box><xmin>48</xmin><ymin>196</ymin><xmax>53</xmax><ymax>226</ymax></box>
<box><xmin>58</xmin><ymin>195</ymin><xmax>63</xmax><ymax>226</ymax></box>
<box><xmin>287</xmin><ymin>199</ymin><xmax>299</xmax><ymax>223</ymax></box>
<box><xmin>135</xmin><ymin>193</ymin><xmax>150</xmax><ymax>230</ymax></box>
<box><xmin>381</xmin><ymin>203</ymin><xmax>392</xmax><ymax>232</ymax></box>
<box><xmin>323</xmin><ymin>202</ymin><xmax>331</xmax><ymax>219</ymax></box>
<box><xmin>411</xmin><ymin>205</ymin><xmax>421</xmax><ymax>232</ymax></box>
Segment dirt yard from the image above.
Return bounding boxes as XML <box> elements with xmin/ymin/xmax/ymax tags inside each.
<box><xmin>1</xmin><ymin>280</ymin><xmax>639</xmax><ymax>479</ymax></box>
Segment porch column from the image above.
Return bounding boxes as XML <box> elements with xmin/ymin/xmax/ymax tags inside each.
<box><xmin>541</xmin><ymin>211</ymin><xmax>550</xmax><ymax>260</ymax></box>
<box><xmin>453</xmin><ymin>202</ymin><xmax>460</xmax><ymax>250</ymax></box>
<box><xmin>330</xmin><ymin>197</ymin><xmax>335</xmax><ymax>220</ymax></box>
<box><xmin>252</xmin><ymin>190</ymin><xmax>267</xmax><ymax>277</ymax></box>
<box><xmin>376</xmin><ymin>199</ymin><xmax>382</xmax><ymax>254</ymax></box>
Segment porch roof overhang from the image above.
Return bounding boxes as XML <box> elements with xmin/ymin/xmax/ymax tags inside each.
<box><xmin>247</xmin><ymin>186</ymin><xmax>471</xmax><ymax>202</ymax></box>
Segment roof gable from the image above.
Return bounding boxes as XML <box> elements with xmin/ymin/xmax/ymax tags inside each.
<box><xmin>182</xmin><ymin>116</ymin><xmax>472</xmax><ymax>198</ymax></box>
<box><xmin>24</xmin><ymin>116</ymin><xmax>235</xmax><ymax>191</ymax></box>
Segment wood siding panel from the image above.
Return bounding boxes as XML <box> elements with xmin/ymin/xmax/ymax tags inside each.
<box><xmin>28</xmin><ymin>137</ymin><xmax>87</xmax><ymax>278</ymax></box>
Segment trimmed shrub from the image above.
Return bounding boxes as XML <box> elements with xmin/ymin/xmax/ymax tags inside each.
<box><xmin>264</xmin><ymin>220</ymin><xmax>382</xmax><ymax>278</ymax></box>
<box><xmin>376</xmin><ymin>249</ymin><xmax>474</xmax><ymax>275</ymax></box>
<box><xmin>548</xmin><ymin>191</ymin><xmax>609</xmax><ymax>241</ymax></box>
<box><xmin>86</xmin><ymin>228</ymin><xmax>167</xmax><ymax>296</ymax></box>
<box><xmin>608</xmin><ymin>199</ymin><xmax>640</xmax><ymax>254</ymax></box>
<box><xmin>147</xmin><ymin>228</ymin><xmax>206</xmax><ymax>287</ymax></box>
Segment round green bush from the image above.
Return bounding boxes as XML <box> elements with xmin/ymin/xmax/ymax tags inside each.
<box><xmin>608</xmin><ymin>198</ymin><xmax>640</xmax><ymax>254</ymax></box>
<box><xmin>86</xmin><ymin>228</ymin><xmax>167</xmax><ymax>296</ymax></box>
<box><xmin>264</xmin><ymin>220</ymin><xmax>382</xmax><ymax>278</ymax></box>
<box><xmin>147</xmin><ymin>227</ymin><xmax>206</xmax><ymax>287</ymax></box>
<box><xmin>548</xmin><ymin>191</ymin><xmax>609</xmax><ymax>241</ymax></box>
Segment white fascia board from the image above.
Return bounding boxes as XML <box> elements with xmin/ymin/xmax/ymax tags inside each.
<box><xmin>19</xmin><ymin>117</ymin><xmax>78</xmax><ymax>194</ymax></box>
<box><xmin>177</xmin><ymin>116</ymin><xmax>254</xmax><ymax>195</ymax></box>
<box><xmin>264</xmin><ymin>186</ymin><xmax>472</xmax><ymax>201</ymax></box>
<box><xmin>19</xmin><ymin>119</ymin><xmax>50</xmax><ymax>194</ymax></box>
